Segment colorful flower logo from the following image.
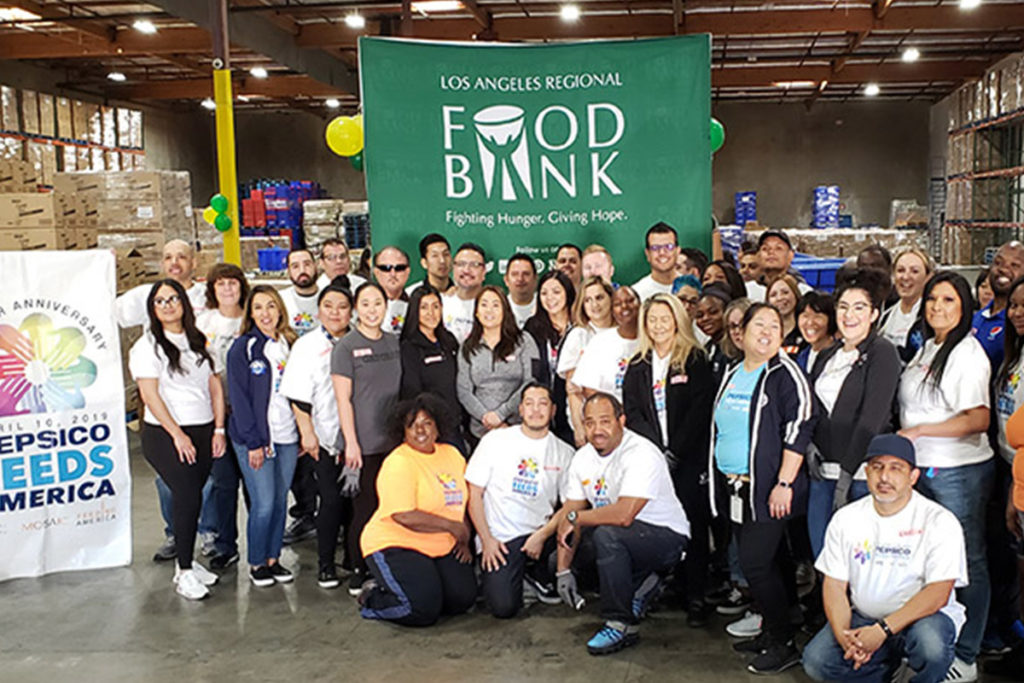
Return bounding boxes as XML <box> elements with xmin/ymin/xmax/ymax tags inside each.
<box><xmin>0</xmin><ymin>314</ymin><xmax>97</xmax><ymax>416</ymax></box>
<box><xmin>517</xmin><ymin>458</ymin><xmax>538</xmax><ymax>479</ymax></box>
<box><xmin>437</xmin><ymin>473</ymin><xmax>458</xmax><ymax>490</ymax></box>
<box><xmin>853</xmin><ymin>539</ymin><xmax>872</xmax><ymax>565</ymax></box>
<box><xmin>390</xmin><ymin>314</ymin><xmax>405</xmax><ymax>332</ymax></box>
<box><xmin>593</xmin><ymin>476</ymin><xmax>608</xmax><ymax>497</ymax></box>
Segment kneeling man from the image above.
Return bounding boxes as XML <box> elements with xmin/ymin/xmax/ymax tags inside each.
<box><xmin>803</xmin><ymin>434</ymin><xmax>968</xmax><ymax>683</ymax></box>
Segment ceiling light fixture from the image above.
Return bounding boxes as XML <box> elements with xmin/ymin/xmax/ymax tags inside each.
<box><xmin>902</xmin><ymin>47</ymin><xmax>920</xmax><ymax>62</ymax></box>
<box><xmin>201</xmin><ymin>98</ymin><xmax>217</xmax><ymax>111</ymax></box>
<box><xmin>325</xmin><ymin>98</ymin><xmax>341</xmax><ymax>109</ymax></box>
<box><xmin>864</xmin><ymin>83</ymin><xmax>880</xmax><ymax>96</ymax></box>
<box><xmin>0</xmin><ymin>8</ymin><xmax>41</xmax><ymax>22</ymax></box>
<box><xmin>560</xmin><ymin>4</ymin><xmax>581</xmax><ymax>20</ymax></box>
<box><xmin>772</xmin><ymin>80</ymin><xmax>817</xmax><ymax>88</ymax></box>
<box><xmin>133</xmin><ymin>19</ymin><xmax>157</xmax><ymax>34</ymax></box>
<box><xmin>344</xmin><ymin>14</ymin><xmax>366</xmax><ymax>29</ymax></box>
<box><xmin>107</xmin><ymin>71</ymin><xmax>127</xmax><ymax>82</ymax></box>
<box><xmin>410</xmin><ymin>0</ymin><xmax>464</xmax><ymax>12</ymax></box>
<box><xmin>959</xmin><ymin>0</ymin><xmax>981</xmax><ymax>9</ymax></box>
<box><xmin>250</xmin><ymin>66</ymin><xmax>269</xmax><ymax>79</ymax></box>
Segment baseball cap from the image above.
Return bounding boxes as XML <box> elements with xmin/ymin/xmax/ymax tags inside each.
<box><xmin>865</xmin><ymin>434</ymin><xmax>916</xmax><ymax>468</ymax></box>
<box><xmin>757</xmin><ymin>230</ymin><xmax>792</xmax><ymax>250</ymax></box>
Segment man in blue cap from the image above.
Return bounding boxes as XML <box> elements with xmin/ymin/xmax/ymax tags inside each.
<box><xmin>802</xmin><ymin>434</ymin><xmax>969</xmax><ymax>683</ymax></box>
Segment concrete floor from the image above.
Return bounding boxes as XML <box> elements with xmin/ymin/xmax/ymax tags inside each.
<box><xmin>0</xmin><ymin>434</ymin><xmax>1013</xmax><ymax>682</ymax></box>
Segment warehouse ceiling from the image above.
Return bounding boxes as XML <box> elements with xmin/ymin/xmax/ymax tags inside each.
<box><xmin>1</xmin><ymin>0</ymin><xmax>1023</xmax><ymax>111</ymax></box>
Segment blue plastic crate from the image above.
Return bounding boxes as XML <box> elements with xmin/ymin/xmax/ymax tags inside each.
<box><xmin>791</xmin><ymin>255</ymin><xmax>847</xmax><ymax>293</ymax></box>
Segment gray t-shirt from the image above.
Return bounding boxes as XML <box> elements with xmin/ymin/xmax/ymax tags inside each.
<box><xmin>330</xmin><ymin>328</ymin><xmax>402</xmax><ymax>455</ymax></box>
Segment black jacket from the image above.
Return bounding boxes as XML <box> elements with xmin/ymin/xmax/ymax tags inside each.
<box><xmin>708</xmin><ymin>353</ymin><xmax>818</xmax><ymax>522</ymax></box>
<box><xmin>400</xmin><ymin>328</ymin><xmax>461</xmax><ymax>436</ymax></box>
<box><xmin>809</xmin><ymin>331</ymin><xmax>901</xmax><ymax>474</ymax></box>
<box><xmin>524</xmin><ymin>321</ymin><xmax>573</xmax><ymax>444</ymax></box>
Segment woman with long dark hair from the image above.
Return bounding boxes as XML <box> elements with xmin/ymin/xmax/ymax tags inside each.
<box><xmin>457</xmin><ymin>285</ymin><xmax>539</xmax><ymax>443</ymax></box>
<box><xmin>794</xmin><ymin>291</ymin><xmax>837</xmax><ymax>373</ymax></box>
<box><xmin>400</xmin><ymin>284</ymin><xmax>464</xmax><ymax>452</ymax></box>
<box><xmin>129</xmin><ymin>279</ymin><xmax>226</xmax><ymax>600</ymax></box>
<box><xmin>226</xmin><ymin>285</ymin><xmax>300</xmax><ymax>588</ymax></box>
<box><xmin>898</xmin><ymin>270</ymin><xmax>994</xmax><ymax>677</ymax></box>
<box><xmin>524</xmin><ymin>270</ymin><xmax>576</xmax><ymax>444</ymax></box>
<box><xmin>767</xmin><ymin>275</ymin><xmax>805</xmax><ymax>356</ymax></box>
<box><xmin>702</xmin><ymin>259</ymin><xmax>747</xmax><ymax>301</ymax></box>
<box><xmin>622</xmin><ymin>293</ymin><xmax>716</xmax><ymax>627</ymax></box>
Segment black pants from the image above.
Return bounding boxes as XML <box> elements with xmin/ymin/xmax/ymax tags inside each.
<box><xmin>673</xmin><ymin>467</ymin><xmax>711</xmax><ymax>605</ymax></box>
<box><xmin>313</xmin><ymin>448</ymin><xmax>353</xmax><ymax>571</ymax></box>
<box><xmin>362</xmin><ymin>547</ymin><xmax>477</xmax><ymax>626</ymax></box>
<box><xmin>141</xmin><ymin>422</ymin><xmax>213</xmax><ymax>570</ymax></box>
<box><xmin>736</xmin><ymin>515</ymin><xmax>799</xmax><ymax>643</ymax></box>
<box><xmin>986</xmin><ymin>457</ymin><xmax>1022</xmax><ymax>641</ymax></box>
<box><xmin>348</xmin><ymin>453</ymin><xmax>385</xmax><ymax>574</ymax></box>
<box><xmin>288</xmin><ymin>453</ymin><xmax>318</xmax><ymax>521</ymax></box>
<box><xmin>480</xmin><ymin>534</ymin><xmax>556</xmax><ymax>619</ymax></box>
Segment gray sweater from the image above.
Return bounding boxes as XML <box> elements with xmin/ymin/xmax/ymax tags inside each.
<box><xmin>457</xmin><ymin>335</ymin><xmax>539</xmax><ymax>437</ymax></box>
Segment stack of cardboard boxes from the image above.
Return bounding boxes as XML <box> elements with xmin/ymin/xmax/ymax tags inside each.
<box><xmin>0</xmin><ymin>159</ymin><xmax>97</xmax><ymax>250</ymax></box>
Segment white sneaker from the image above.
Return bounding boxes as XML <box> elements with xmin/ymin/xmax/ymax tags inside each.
<box><xmin>174</xmin><ymin>569</ymin><xmax>210</xmax><ymax>601</ymax></box>
<box><xmin>726</xmin><ymin>610</ymin><xmax>763</xmax><ymax>638</ymax></box>
<box><xmin>190</xmin><ymin>562</ymin><xmax>219</xmax><ymax>586</ymax></box>
<box><xmin>200</xmin><ymin>531</ymin><xmax>217</xmax><ymax>557</ymax></box>
<box><xmin>943</xmin><ymin>657</ymin><xmax>977</xmax><ymax>682</ymax></box>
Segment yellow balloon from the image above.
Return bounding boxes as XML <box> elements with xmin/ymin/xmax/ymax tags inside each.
<box><xmin>353</xmin><ymin>113</ymin><xmax>363</xmax><ymax>129</ymax></box>
<box><xmin>202</xmin><ymin>206</ymin><xmax>218</xmax><ymax>225</ymax></box>
<box><xmin>325</xmin><ymin>115</ymin><xmax>364</xmax><ymax>157</ymax></box>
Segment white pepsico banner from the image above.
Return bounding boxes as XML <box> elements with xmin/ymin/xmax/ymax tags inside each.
<box><xmin>0</xmin><ymin>250</ymin><xmax>132</xmax><ymax>581</ymax></box>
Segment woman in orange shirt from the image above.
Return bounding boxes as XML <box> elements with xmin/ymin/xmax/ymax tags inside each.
<box><xmin>358</xmin><ymin>394</ymin><xmax>475</xmax><ymax>626</ymax></box>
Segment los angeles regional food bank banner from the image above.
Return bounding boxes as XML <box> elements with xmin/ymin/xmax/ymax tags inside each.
<box><xmin>360</xmin><ymin>36</ymin><xmax>711</xmax><ymax>284</ymax></box>
<box><xmin>0</xmin><ymin>250</ymin><xmax>131</xmax><ymax>581</ymax></box>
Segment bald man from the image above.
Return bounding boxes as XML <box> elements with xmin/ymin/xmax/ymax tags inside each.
<box><xmin>115</xmin><ymin>239</ymin><xmax>209</xmax><ymax>329</ymax></box>
<box><xmin>972</xmin><ymin>240</ymin><xmax>1024</xmax><ymax>368</ymax></box>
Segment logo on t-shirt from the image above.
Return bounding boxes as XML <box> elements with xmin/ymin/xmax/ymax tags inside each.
<box><xmin>512</xmin><ymin>458</ymin><xmax>540</xmax><ymax>498</ymax></box>
<box><xmin>249</xmin><ymin>359</ymin><xmax>268</xmax><ymax>375</ymax></box>
<box><xmin>389</xmin><ymin>314</ymin><xmax>405</xmax><ymax>332</ymax></box>
<box><xmin>615</xmin><ymin>357</ymin><xmax>628</xmax><ymax>389</ymax></box>
<box><xmin>437</xmin><ymin>472</ymin><xmax>463</xmax><ymax>506</ymax></box>
<box><xmin>990</xmin><ymin>326</ymin><xmax>1003</xmax><ymax>341</ymax></box>
<box><xmin>592</xmin><ymin>476</ymin><xmax>611</xmax><ymax>507</ymax></box>
<box><xmin>854</xmin><ymin>540</ymin><xmax>872</xmax><ymax>565</ymax></box>
<box><xmin>999</xmin><ymin>369</ymin><xmax>1022</xmax><ymax>418</ymax></box>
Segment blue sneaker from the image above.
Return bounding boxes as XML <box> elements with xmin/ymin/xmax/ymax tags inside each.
<box><xmin>631</xmin><ymin>573</ymin><xmax>664</xmax><ymax>620</ymax></box>
<box><xmin>586</xmin><ymin>621</ymin><xmax>639</xmax><ymax>655</ymax></box>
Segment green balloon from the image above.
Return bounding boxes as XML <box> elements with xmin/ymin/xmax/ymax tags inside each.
<box><xmin>214</xmin><ymin>213</ymin><xmax>232</xmax><ymax>232</ymax></box>
<box><xmin>350</xmin><ymin>152</ymin><xmax>363</xmax><ymax>172</ymax></box>
<box><xmin>210</xmin><ymin>194</ymin><xmax>229</xmax><ymax>214</ymax></box>
<box><xmin>710</xmin><ymin>118</ymin><xmax>725</xmax><ymax>153</ymax></box>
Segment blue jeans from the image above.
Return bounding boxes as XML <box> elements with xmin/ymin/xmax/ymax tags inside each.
<box><xmin>915</xmin><ymin>459</ymin><xmax>995</xmax><ymax>664</ymax></box>
<box><xmin>803</xmin><ymin>610</ymin><xmax>956</xmax><ymax>683</ymax></box>
<box><xmin>808</xmin><ymin>478</ymin><xmax>870</xmax><ymax>560</ymax></box>
<box><xmin>156</xmin><ymin>476</ymin><xmax>214</xmax><ymax>538</ymax></box>
<box><xmin>234</xmin><ymin>441</ymin><xmax>299</xmax><ymax>567</ymax></box>
<box><xmin>198</xmin><ymin>440</ymin><xmax>241</xmax><ymax>556</ymax></box>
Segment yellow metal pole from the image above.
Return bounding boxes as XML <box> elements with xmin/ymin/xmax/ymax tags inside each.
<box><xmin>213</xmin><ymin>69</ymin><xmax>241</xmax><ymax>266</ymax></box>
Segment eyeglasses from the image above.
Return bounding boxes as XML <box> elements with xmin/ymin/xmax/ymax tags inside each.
<box><xmin>837</xmin><ymin>302</ymin><xmax>872</xmax><ymax>315</ymax></box>
<box><xmin>154</xmin><ymin>295</ymin><xmax>181</xmax><ymax>308</ymax></box>
<box><xmin>454</xmin><ymin>260</ymin><xmax>484</xmax><ymax>269</ymax></box>
<box><xmin>647</xmin><ymin>243</ymin><xmax>678</xmax><ymax>253</ymax></box>
<box><xmin>728</xmin><ymin>322</ymin><xmax>744</xmax><ymax>331</ymax></box>
<box><xmin>375</xmin><ymin>264</ymin><xmax>409</xmax><ymax>273</ymax></box>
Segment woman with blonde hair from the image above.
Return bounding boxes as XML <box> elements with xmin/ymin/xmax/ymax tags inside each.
<box><xmin>557</xmin><ymin>276</ymin><xmax>614</xmax><ymax>444</ymax></box>
<box><xmin>622</xmin><ymin>292</ymin><xmax>716</xmax><ymax>626</ymax></box>
<box><xmin>878</xmin><ymin>246</ymin><xmax>934</xmax><ymax>362</ymax></box>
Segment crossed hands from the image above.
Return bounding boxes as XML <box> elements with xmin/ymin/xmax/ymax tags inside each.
<box><xmin>839</xmin><ymin>623</ymin><xmax>886</xmax><ymax>670</ymax></box>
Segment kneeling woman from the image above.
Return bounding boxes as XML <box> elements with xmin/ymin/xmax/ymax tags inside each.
<box><xmin>359</xmin><ymin>395</ymin><xmax>476</xmax><ymax>626</ymax></box>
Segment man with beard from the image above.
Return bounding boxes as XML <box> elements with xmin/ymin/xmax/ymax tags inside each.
<box><xmin>316</xmin><ymin>238</ymin><xmax>366</xmax><ymax>291</ymax></box>
<box><xmin>374</xmin><ymin>246</ymin><xmax>411</xmax><ymax>334</ymax></box>
<box><xmin>802</xmin><ymin>434</ymin><xmax>968</xmax><ymax>683</ymax></box>
<box><xmin>443</xmin><ymin>242</ymin><xmax>487</xmax><ymax>342</ymax></box>
<box><xmin>280</xmin><ymin>249</ymin><xmax>320</xmax><ymax>336</ymax></box>
<box><xmin>972</xmin><ymin>240</ymin><xmax>1024</xmax><ymax>369</ymax></box>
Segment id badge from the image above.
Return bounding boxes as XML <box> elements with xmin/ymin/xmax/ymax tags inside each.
<box><xmin>730</xmin><ymin>493</ymin><xmax>743</xmax><ymax>524</ymax></box>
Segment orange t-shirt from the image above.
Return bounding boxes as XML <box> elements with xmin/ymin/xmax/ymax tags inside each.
<box><xmin>1008</xmin><ymin>403</ymin><xmax>1024</xmax><ymax>511</ymax></box>
<box><xmin>360</xmin><ymin>442</ymin><xmax>468</xmax><ymax>558</ymax></box>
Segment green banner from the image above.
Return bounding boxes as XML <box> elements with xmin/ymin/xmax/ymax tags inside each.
<box><xmin>360</xmin><ymin>36</ymin><xmax>711</xmax><ymax>284</ymax></box>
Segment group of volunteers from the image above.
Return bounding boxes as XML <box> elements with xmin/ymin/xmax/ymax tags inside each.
<box><xmin>114</xmin><ymin>224</ymin><xmax>1024</xmax><ymax>682</ymax></box>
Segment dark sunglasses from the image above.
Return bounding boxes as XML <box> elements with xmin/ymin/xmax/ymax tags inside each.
<box><xmin>375</xmin><ymin>264</ymin><xmax>409</xmax><ymax>273</ymax></box>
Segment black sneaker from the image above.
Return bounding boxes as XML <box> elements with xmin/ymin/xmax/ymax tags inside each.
<box><xmin>268</xmin><ymin>562</ymin><xmax>294</xmax><ymax>584</ymax></box>
<box><xmin>318</xmin><ymin>565</ymin><xmax>340</xmax><ymax>589</ymax></box>
<box><xmin>716</xmin><ymin>586</ymin><xmax>753</xmax><ymax>615</ymax></box>
<box><xmin>250</xmin><ymin>565</ymin><xmax>275</xmax><ymax>587</ymax></box>
<box><xmin>209</xmin><ymin>552</ymin><xmax>239</xmax><ymax>570</ymax></box>
<box><xmin>686</xmin><ymin>600</ymin><xmax>711</xmax><ymax>628</ymax></box>
<box><xmin>523</xmin><ymin>574</ymin><xmax>561</xmax><ymax>605</ymax></box>
<box><xmin>732</xmin><ymin>631</ymin><xmax>771</xmax><ymax>654</ymax></box>
<box><xmin>152</xmin><ymin>535</ymin><xmax>176</xmax><ymax>562</ymax></box>
<box><xmin>348</xmin><ymin>570</ymin><xmax>367</xmax><ymax>597</ymax></box>
<box><xmin>282</xmin><ymin>516</ymin><xmax>317</xmax><ymax>545</ymax></box>
<box><xmin>747</xmin><ymin>641</ymin><xmax>801</xmax><ymax>675</ymax></box>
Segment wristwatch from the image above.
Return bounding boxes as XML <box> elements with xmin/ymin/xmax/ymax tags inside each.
<box><xmin>776</xmin><ymin>480</ymin><xmax>792</xmax><ymax>489</ymax></box>
<box><xmin>877</xmin><ymin>619</ymin><xmax>894</xmax><ymax>638</ymax></box>
<box><xmin>567</xmin><ymin>510</ymin><xmax>579</xmax><ymax>524</ymax></box>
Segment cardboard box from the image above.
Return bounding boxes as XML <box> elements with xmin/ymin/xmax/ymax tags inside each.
<box><xmin>38</xmin><ymin>94</ymin><xmax>55</xmax><ymax>138</ymax></box>
<box><xmin>20</xmin><ymin>90</ymin><xmax>39</xmax><ymax>135</ymax></box>
<box><xmin>0</xmin><ymin>227</ymin><xmax>76</xmax><ymax>251</ymax></box>
<box><xmin>56</xmin><ymin>97</ymin><xmax>72</xmax><ymax>139</ymax></box>
<box><xmin>75</xmin><ymin>227</ymin><xmax>99</xmax><ymax>248</ymax></box>
<box><xmin>0</xmin><ymin>85</ymin><xmax>18</xmax><ymax>131</ymax></box>
<box><xmin>0</xmin><ymin>193</ymin><xmax>56</xmax><ymax>228</ymax></box>
<box><xmin>72</xmin><ymin>100</ymin><xmax>88</xmax><ymax>141</ymax></box>
<box><xmin>0</xmin><ymin>159</ymin><xmax>38</xmax><ymax>193</ymax></box>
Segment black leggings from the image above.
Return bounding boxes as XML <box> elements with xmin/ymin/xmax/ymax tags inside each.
<box><xmin>736</xmin><ymin>517</ymin><xmax>798</xmax><ymax>643</ymax></box>
<box><xmin>348</xmin><ymin>453</ymin><xmax>385</xmax><ymax>574</ymax></box>
<box><xmin>362</xmin><ymin>547</ymin><xmax>477</xmax><ymax>626</ymax></box>
<box><xmin>141</xmin><ymin>422</ymin><xmax>213</xmax><ymax>570</ymax></box>
<box><xmin>314</xmin><ymin>448</ymin><xmax>352</xmax><ymax>570</ymax></box>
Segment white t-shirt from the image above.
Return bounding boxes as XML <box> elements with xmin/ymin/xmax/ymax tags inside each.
<box><xmin>557</xmin><ymin>324</ymin><xmax>604</xmax><ymax>378</ymax></box>
<box><xmin>815</xmin><ymin>347</ymin><xmax>858</xmax><ymax>415</ymax></box>
<box><xmin>116</xmin><ymin>281</ymin><xmax>207</xmax><ymax>329</ymax></box>
<box><xmin>651</xmin><ymin>350</ymin><xmax>671</xmax><ymax>444</ymax></box>
<box><xmin>746</xmin><ymin>280</ymin><xmax>767</xmax><ymax>302</ymax></box>
<box><xmin>880</xmin><ymin>300</ymin><xmax>920</xmax><ymax>349</ymax></box>
<box><xmin>816</xmin><ymin>492</ymin><xmax>968</xmax><ymax>636</ymax></box>
<box><xmin>442</xmin><ymin>293</ymin><xmax>476</xmax><ymax>343</ymax></box>
<box><xmin>565</xmin><ymin>430</ymin><xmax>690</xmax><ymax>538</ymax></box>
<box><xmin>996</xmin><ymin>354</ymin><xmax>1024</xmax><ymax>463</ymax></box>
<box><xmin>262</xmin><ymin>337</ymin><xmax>299</xmax><ymax>444</ymax></box>
<box><xmin>280</xmin><ymin>326</ymin><xmax>343</xmax><ymax>456</ymax></box>
<box><xmin>572</xmin><ymin>328</ymin><xmax>639</xmax><ymax>402</ymax></box>
<box><xmin>899</xmin><ymin>336</ymin><xmax>993</xmax><ymax>468</ymax></box>
<box><xmin>279</xmin><ymin>286</ymin><xmax>320</xmax><ymax>337</ymax></box>
<box><xmin>508</xmin><ymin>293</ymin><xmax>537</xmax><ymax>329</ymax></box>
<box><xmin>317</xmin><ymin>272</ymin><xmax>366</xmax><ymax>291</ymax></box>
<box><xmin>632</xmin><ymin>274</ymin><xmax>673</xmax><ymax>303</ymax></box>
<box><xmin>382</xmin><ymin>298</ymin><xmax>409</xmax><ymax>335</ymax></box>
<box><xmin>195</xmin><ymin>309</ymin><xmax>242</xmax><ymax>375</ymax></box>
<box><xmin>465</xmin><ymin>427</ymin><xmax>575</xmax><ymax>545</ymax></box>
<box><xmin>129</xmin><ymin>331</ymin><xmax>214</xmax><ymax>426</ymax></box>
